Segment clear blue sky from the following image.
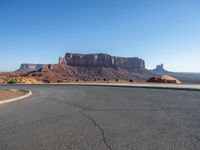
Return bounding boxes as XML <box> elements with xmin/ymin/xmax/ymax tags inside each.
<box><xmin>0</xmin><ymin>0</ymin><xmax>200</xmax><ymax>72</ymax></box>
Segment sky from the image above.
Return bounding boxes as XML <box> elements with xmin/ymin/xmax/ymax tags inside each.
<box><xmin>0</xmin><ymin>0</ymin><xmax>200</xmax><ymax>72</ymax></box>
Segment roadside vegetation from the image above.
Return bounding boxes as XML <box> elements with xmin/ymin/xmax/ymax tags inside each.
<box><xmin>0</xmin><ymin>73</ymin><xmax>40</xmax><ymax>84</ymax></box>
<box><xmin>7</xmin><ymin>79</ymin><xmax>18</xmax><ymax>84</ymax></box>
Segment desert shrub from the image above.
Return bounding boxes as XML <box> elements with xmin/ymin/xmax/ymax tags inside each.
<box><xmin>76</xmin><ymin>79</ymin><xmax>79</xmax><ymax>82</ymax></box>
<box><xmin>7</xmin><ymin>79</ymin><xmax>18</xmax><ymax>84</ymax></box>
<box><xmin>103</xmin><ymin>78</ymin><xmax>107</xmax><ymax>81</ymax></box>
<box><xmin>115</xmin><ymin>79</ymin><xmax>119</xmax><ymax>82</ymax></box>
<box><xmin>43</xmin><ymin>80</ymin><xmax>51</xmax><ymax>83</ymax></box>
<box><xmin>129</xmin><ymin>79</ymin><xmax>134</xmax><ymax>82</ymax></box>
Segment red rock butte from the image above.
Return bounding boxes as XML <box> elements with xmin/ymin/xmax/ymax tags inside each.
<box><xmin>25</xmin><ymin>53</ymin><xmax>153</xmax><ymax>82</ymax></box>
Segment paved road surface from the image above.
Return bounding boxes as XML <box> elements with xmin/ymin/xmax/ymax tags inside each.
<box><xmin>0</xmin><ymin>85</ymin><xmax>200</xmax><ymax>150</ymax></box>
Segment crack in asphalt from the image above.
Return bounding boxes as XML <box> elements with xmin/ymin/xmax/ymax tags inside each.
<box><xmin>195</xmin><ymin>136</ymin><xmax>200</xmax><ymax>142</ymax></box>
<box><xmin>47</xmin><ymin>98</ymin><xmax>112</xmax><ymax>149</ymax></box>
<box><xmin>46</xmin><ymin>98</ymin><xmax>200</xmax><ymax>150</ymax></box>
<box><xmin>80</xmin><ymin>111</ymin><xmax>112</xmax><ymax>150</ymax></box>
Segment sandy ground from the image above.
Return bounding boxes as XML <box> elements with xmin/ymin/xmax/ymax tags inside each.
<box><xmin>0</xmin><ymin>89</ymin><xmax>27</xmax><ymax>101</ymax></box>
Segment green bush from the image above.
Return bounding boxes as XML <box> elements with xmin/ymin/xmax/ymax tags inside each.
<box><xmin>7</xmin><ymin>79</ymin><xmax>18</xmax><ymax>84</ymax></box>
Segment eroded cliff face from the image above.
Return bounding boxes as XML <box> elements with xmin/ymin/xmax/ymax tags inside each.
<box><xmin>16</xmin><ymin>64</ymin><xmax>45</xmax><ymax>73</ymax></box>
<box><xmin>27</xmin><ymin>53</ymin><xmax>152</xmax><ymax>82</ymax></box>
<box><xmin>64</xmin><ymin>53</ymin><xmax>145</xmax><ymax>72</ymax></box>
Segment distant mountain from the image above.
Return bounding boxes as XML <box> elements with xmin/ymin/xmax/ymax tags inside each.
<box><xmin>150</xmin><ymin>64</ymin><xmax>200</xmax><ymax>83</ymax></box>
<box><xmin>27</xmin><ymin>53</ymin><xmax>154</xmax><ymax>82</ymax></box>
<box><xmin>16</xmin><ymin>64</ymin><xmax>45</xmax><ymax>73</ymax></box>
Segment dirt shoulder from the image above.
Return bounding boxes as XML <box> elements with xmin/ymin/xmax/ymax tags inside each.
<box><xmin>0</xmin><ymin>89</ymin><xmax>27</xmax><ymax>101</ymax></box>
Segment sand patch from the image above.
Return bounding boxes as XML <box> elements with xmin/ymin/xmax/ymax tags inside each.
<box><xmin>0</xmin><ymin>89</ymin><xmax>27</xmax><ymax>101</ymax></box>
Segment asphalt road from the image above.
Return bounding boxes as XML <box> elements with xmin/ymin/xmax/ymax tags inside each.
<box><xmin>0</xmin><ymin>85</ymin><xmax>200</xmax><ymax>150</ymax></box>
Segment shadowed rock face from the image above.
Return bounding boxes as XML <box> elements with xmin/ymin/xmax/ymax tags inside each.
<box><xmin>16</xmin><ymin>64</ymin><xmax>45</xmax><ymax>73</ymax></box>
<box><xmin>64</xmin><ymin>53</ymin><xmax>145</xmax><ymax>71</ymax></box>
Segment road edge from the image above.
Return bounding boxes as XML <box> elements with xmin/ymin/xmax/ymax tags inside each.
<box><xmin>51</xmin><ymin>83</ymin><xmax>200</xmax><ymax>91</ymax></box>
<box><xmin>2</xmin><ymin>83</ymin><xmax>200</xmax><ymax>91</ymax></box>
<box><xmin>0</xmin><ymin>90</ymin><xmax>32</xmax><ymax>105</ymax></box>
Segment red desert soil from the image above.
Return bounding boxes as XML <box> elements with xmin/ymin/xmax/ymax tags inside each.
<box><xmin>0</xmin><ymin>72</ymin><xmax>42</xmax><ymax>84</ymax></box>
<box><xmin>147</xmin><ymin>75</ymin><xmax>182</xmax><ymax>84</ymax></box>
<box><xmin>0</xmin><ymin>90</ymin><xmax>27</xmax><ymax>101</ymax></box>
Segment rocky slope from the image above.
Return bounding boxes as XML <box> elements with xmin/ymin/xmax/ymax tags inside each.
<box><xmin>28</xmin><ymin>53</ymin><xmax>153</xmax><ymax>82</ymax></box>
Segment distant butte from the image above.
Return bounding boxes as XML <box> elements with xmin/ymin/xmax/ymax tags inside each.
<box><xmin>3</xmin><ymin>54</ymin><xmax>200</xmax><ymax>84</ymax></box>
<box><xmin>150</xmin><ymin>64</ymin><xmax>200</xmax><ymax>83</ymax></box>
<box><xmin>16</xmin><ymin>64</ymin><xmax>45</xmax><ymax>73</ymax></box>
<box><xmin>26</xmin><ymin>53</ymin><xmax>153</xmax><ymax>82</ymax></box>
<box><xmin>151</xmin><ymin>64</ymin><xmax>169</xmax><ymax>74</ymax></box>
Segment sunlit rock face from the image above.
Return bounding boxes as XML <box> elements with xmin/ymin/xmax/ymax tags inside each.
<box><xmin>26</xmin><ymin>52</ymin><xmax>152</xmax><ymax>82</ymax></box>
<box><xmin>64</xmin><ymin>53</ymin><xmax>145</xmax><ymax>72</ymax></box>
<box><xmin>147</xmin><ymin>75</ymin><xmax>182</xmax><ymax>84</ymax></box>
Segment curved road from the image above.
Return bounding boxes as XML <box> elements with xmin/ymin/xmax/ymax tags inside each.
<box><xmin>0</xmin><ymin>85</ymin><xmax>200</xmax><ymax>150</ymax></box>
